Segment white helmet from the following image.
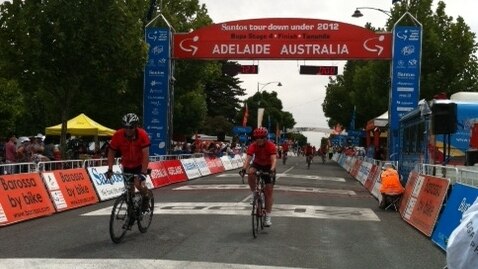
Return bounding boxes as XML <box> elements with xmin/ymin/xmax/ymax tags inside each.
<box><xmin>122</xmin><ymin>113</ymin><xmax>139</xmax><ymax>127</ymax></box>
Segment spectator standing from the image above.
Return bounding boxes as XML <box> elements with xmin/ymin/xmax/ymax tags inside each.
<box><xmin>42</xmin><ymin>136</ymin><xmax>56</xmax><ymax>161</ymax></box>
<box><xmin>16</xmin><ymin>137</ymin><xmax>30</xmax><ymax>162</ymax></box>
<box><xmin>4</xmin><ymin>132</ymin><xmax>17</xmax><ymax>174</ymax></box>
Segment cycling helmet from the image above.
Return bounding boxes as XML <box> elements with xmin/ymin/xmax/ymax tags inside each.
<box><xmin>253</xmin><ymin>127</ymin><xmax>268</xmax><ymax>138</ymax></box>
<box><xmin>122</xmin><ymin>113</ymin><xmax>139</xmax><ymax>127</ymax></box>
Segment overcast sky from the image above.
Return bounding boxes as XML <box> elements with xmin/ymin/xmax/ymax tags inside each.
<box><xmin>196</xmin><ymin>0</ymin><xmax>477</xmax><ymax>144</ymax></box>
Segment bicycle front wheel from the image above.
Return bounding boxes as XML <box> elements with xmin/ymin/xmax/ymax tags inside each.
<box><xmin>251</xmin><ymin>195</ymin><xmax>260</xmax><ymax>238</ymax></box>
<box><xmin>259</xmin><ymin>192</ymin><xmax>265</xmax><ymax>230</ymax></box>
<box><xmin>138</xmin><ymin>190</ymin><xmax>154</xmax><ymax>233</ymax></box>
<box><xmin>109</xmin><ymin>194</ymin><xmax>129</xmax><ymax>243</ymax></box>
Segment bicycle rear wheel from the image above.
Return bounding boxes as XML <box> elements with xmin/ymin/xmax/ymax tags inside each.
<box><xmin>109</xmin><ymin>194</ymin><xmax>129</xmax><ymax>243</ymax></box>
<box><xmin>138</xmin><ymin>190</ymin><xmax>154</xmax><ymax>233</ymax></box>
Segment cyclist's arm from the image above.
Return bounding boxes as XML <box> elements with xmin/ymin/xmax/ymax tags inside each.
<box><xmin>270</xmin><ymin>153</ymin><xmax>277</xmax><ymax>171</ymax></box>
<box><xmin>243</xmin><ymin>154</ymin><xmax>253</xmax><ymax>171</ymax></box>
<box><xmin>141</xmin><ymin>147</ymin><xmax>149</xmax><ymax>174</ymax></box>
<box><xmin>107</xmin><ymin>147</ymin><xmax>116</xmax><ymax>171</ymax></box>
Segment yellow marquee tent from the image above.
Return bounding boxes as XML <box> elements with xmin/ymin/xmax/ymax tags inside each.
<box><xmin>45</xmin><ymin>113</ymin><xmax>116</xmax><ymax>136</ymax></box>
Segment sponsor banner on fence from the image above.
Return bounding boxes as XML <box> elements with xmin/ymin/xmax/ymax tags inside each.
<box><xmin>399</xmin><ymin>171</ymin><xmax>419</xmax><ymax>217</ymax></box>
<box><xmin>214</xmin><ymin>157</ymin><xmax>226</xmax><ymax>173</ymax></box>
<box><xmin>148</xmin><ymin>161</ymin><xmax>170</xmax><ymax>188</ymax></box>
<box><xmin>86</xmin><ymin>165</ymin><xmax>125</xmax><ymax>201</ymax></box>
<box><xmin>205</xmin><ymin>157</ymin><xmax>224</xmax><ymax>174</ymax></box>
<box><xmin>350</xmin><ymin>159</ymin><xmax>361</xmax><ymax>178</ymax></box>
<box><xmin>194</xmin><ymin>157</ymin><xmax>211</xmax><ymax>176</ymax></box>
<box><xmin>42</xmin><ymin>168</ymin><xmax>99</xmax><ymax>211</ymax></box>
<box><xmin>402</xmin><ymin>174</ymin><xmax>450</xmax><ymax>236</ymax></box>
<box><xmin>0</xmin><ymin>173</ymin><xmax>55</xmax><ymax>226</ymax></box>
<box><xmin>162</xmin><ymin>160</ymin><xmax>188</xmax><ymax>183</ymax></box>
<box><xmin>370</xmin><ymin>170</ymin><xmax>382</xmax><ymax>199</ymax></box>
<box><xmin>220</xmin><ymin>156</ymin><xmax>234</xmax><ymax>170</ymax></box>
<box><xmin>181</xmin><ymin>158</ymin><xmax>201</xmax><ymax>179</ymax></box>
<box><xmin>231</xmin><ymin>154</ymin><xmax>243</xmax><ymax>169</ymax></box>
<box><xmin>357</xmin><ymin>161</ymin><xmax>372</xmax><ymax>185</ymax></box>
<box><xmin>364</xmin><ymin>164</ymin><xmax>379</xmax><ymax>192</ymax></box>
<box><xmin>432</xmin><ymin>183</ymin><xmax>478</xmax><ymax>250</ymax></box>
<box><xmin>344</xmin><ymin>156</ymin><xmax>353</xmax><ymax>172</ymax></box>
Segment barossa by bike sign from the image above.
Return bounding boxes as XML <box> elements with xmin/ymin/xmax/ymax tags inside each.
<box><xmin>173</xmin><ymin>18</ymin><xmax>392</xmax><ymax>60</ymax></box>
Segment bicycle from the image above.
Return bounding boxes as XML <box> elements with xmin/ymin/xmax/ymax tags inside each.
<box><xmin>240</xmin><ymin>169</ymin><xmax>275</xmax><ymax>238</ymax></box>
<box><xmin>108</xmin><ymin>172</ymin><xmax>154</xmax><ymax>243</ymax></box>
<box><xmin>282</xmin><ymin>151</ymin><xmax>288</xmax><ymax>165</ymax></box>
<box><xmin>306</xmin><ymin>154</ymin><xmax>312</xmax><ymax>169</ymax></box>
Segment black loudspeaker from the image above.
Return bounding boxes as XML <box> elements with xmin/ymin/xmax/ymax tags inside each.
<box><xmin>465</xmin><ymin>150</ymin><xmax>478</xmax><ymax>166</ymax></box>
<box><xmin>431</xmin><ymin>103</ymin><xmax>457</xmax><ymax>135</ymax></box>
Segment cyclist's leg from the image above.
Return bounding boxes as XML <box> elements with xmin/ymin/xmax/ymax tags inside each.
<box><xmin>126</xmin><ymin>166</ymin><xmax>150</xmax><ymax>208</ymax></box>
<box><xmin>247</xmin><ymin>166</ymin><xmax>258</xmax><ymax>192</ymax></box>
<box><xmin>263</xmin><ymin>176</ymin><xmax>274</xmax><ymax>227</ymax></box>
<box><xmin>264</xmin><ymin>183</ymin><xmax>274</xmax><ymax>214</ymax></box>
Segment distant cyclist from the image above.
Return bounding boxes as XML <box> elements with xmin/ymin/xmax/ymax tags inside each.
<box><xmin>281</xmin><ymin>141</ymin><xmax>289</xmax><ymax>157</ymax></box>
<box><xmin>241</xmin><ymin>127</ymin><xmax>277</xmax><ymax>227</ymax></box>
<box><xmin>304</xmin><ymin>143</ymin><xmax>314</xmax><ymax>161</ymax></box>
<box><xmin>106</xmin><ymin>113</ymin><xmax>151</xmax><ymax>211</ymax></box>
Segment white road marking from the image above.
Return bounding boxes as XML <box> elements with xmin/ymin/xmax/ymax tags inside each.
<box><xmin>174</xmin><ymin>185</ymin><xmax>356</xmax><ymax>196</ymax></box>
<box><xmin>83</xmin><ymin>202</ymin><xmax>379</xmax><ymax>221</ymax></box>
<box><xmin>0</xmin><ymin>258</ymin><xmax>306</xmax><ymax>269</ymax></box>
<box><xmin>217</xmin><ymin>173</ymin><xmax>346</xmax><ymax>182</ymax></box>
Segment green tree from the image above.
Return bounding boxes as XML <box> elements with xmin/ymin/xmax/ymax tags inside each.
<box><xmin>0</xmin><ymin>78</ymin><xmax>24</xmax><ymax>134</ymax></box>
<box><xmin>0</xmin><ymin>0</ymin><xmax>147</xmax><ymax>155</ymax></box>
<box><xmin>243</xmin><ymin>91</ymin><xmax>296</xmax><ymax>132</ymax></box>
<box><xmin>323</xmin><ymin>0</ymin><xmax>478</xmax><ymax>129</ymax></box>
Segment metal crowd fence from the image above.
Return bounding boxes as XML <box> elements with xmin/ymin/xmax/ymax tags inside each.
<box><xmin>0</xmin><ymin>154</ymin><xmax>208</xmax><ymax>174</ymax></box>
<box><xmin>418</xmin><ymin>163</ymin><xmax>478</xmax><ymax>187</ymax></box>
<box><xmin>0</xmin><ymin>162</ymin><xmax>37</xmax><ymax>175</ymax></box>
<box><xmin>0</xmin><ymin>157</ymin><xmax>121</xmax><ymax>174</ymax></box>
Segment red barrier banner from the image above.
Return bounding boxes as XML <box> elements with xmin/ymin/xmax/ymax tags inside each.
<box><xmin>364</xmin><ymin>164</ymin><xmax>379</xmax><ymax>192</ymax></box>
<box><xmin>148</xmin><ymin>161</ymin><xmax>170</xmax><ymax>188</ymax></box>
<box><xmin>350</xmin><ymin>159</ymin><xmax>362</xmax><ymax>178</ymax></box>
<box><xmin>399</xmin><ymin>171</ymin><xmax>419</xmax><ymax>217</ymax></box>
<box><xmin>214</xmin><ymin>157</ymin><xmax>226</xmax><ymax>173</ymax></box>
<box><xmin>0</xmin><ymin>173</ymin><xmax>55</xmax><ymax>226</ymax></box>
<box><xmin>161</xmin><ymin>160</ymin><xmax>188</xmax><ymax>183</ymax></box>
<box><xmin>173</xmin><ymin>18</ymin><xmax>392</xmax><ymax>60</ymax></box>
<box><xmin>205</xmin><ymin>157</ymin><xmax>223</xmax><ymax>174</ymax></box>
<box><xmin>402</xmin><ymin>174</ymin><xmax>450</xmax><ymax>236</ymax></box>
<box><xmin>43</xmin><ymin>168</ymin><xmax>99</xmax><ymax>212</ymax></box>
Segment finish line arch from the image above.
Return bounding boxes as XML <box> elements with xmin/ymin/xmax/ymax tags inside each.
<box><xmin>172</xmin><ymin>18</ymin><xmax>392</xmax><ymax>60</ymax></box>
<box><xmin>145</xmin><ymin>15</ymin><xmax>421</xmax><ymax>160</ymax></box>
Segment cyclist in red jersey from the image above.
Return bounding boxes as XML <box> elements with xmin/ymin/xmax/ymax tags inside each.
<box><xmin>241</xmin><ymin>127</ymin><xmax>277</xmax><ymax>227</ymax></box>
<box><xmin>304</xmin><ymin>143</ymin><xmax>314</xmax><ymax>157</ymax></box>
<box><xmin>106</xmin><ymin>113</ymin><xmax>151</xmax><ymax>210</ymax></box>
<box><xmin>281</xmin><ymin>141</ymin><xmax>289</xmax><ymax>156</ymax></box>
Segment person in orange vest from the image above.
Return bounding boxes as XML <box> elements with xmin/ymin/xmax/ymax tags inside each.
<box><xmin>379</xmin><ymin>162</ymin><xmax>405</xmax><ymax>209</ymax></box>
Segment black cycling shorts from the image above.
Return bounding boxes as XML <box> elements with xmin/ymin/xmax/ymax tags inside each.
<box><xmin>251</xmin><ymin>163</ymin><xmax>274</xmax><ymax>184</ymax></box>
<box><xmin>123</xmin><ymin>166</ymin><xmax>146</xmax><ymax>182</ymax></box>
